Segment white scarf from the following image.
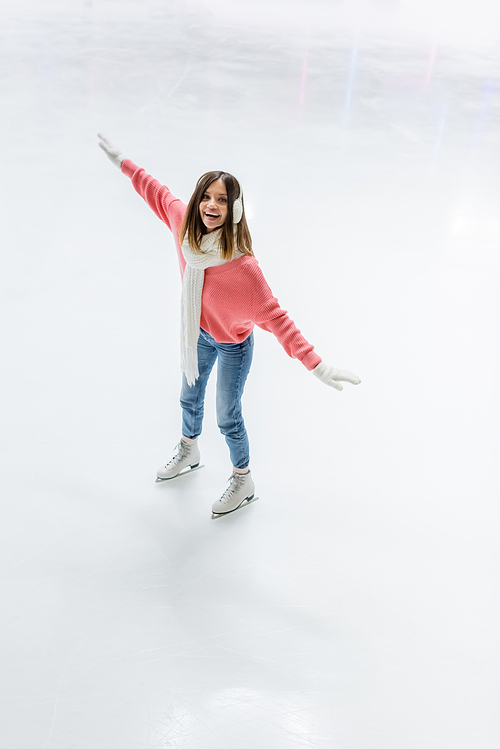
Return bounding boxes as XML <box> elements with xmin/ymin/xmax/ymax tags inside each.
<box><xmin>181</xmin><ymin>229</ymin><xmax>239</xmax><ymax>386</ymax></box>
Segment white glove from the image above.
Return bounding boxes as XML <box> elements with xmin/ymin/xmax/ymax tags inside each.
<box><xmin>97</xmin><ymin>132</ymin><xmax>124</xmax><ymax>169</ymax></box>
<box><xmin>312</xmin><ymin>362</ymin><xmax>361</xmax><ymax>391</ymax></box>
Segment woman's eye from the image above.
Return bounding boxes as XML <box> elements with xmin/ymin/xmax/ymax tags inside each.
<box><xmin>220</xmin><ymin>198</ymin><xmax>227</xmax><ymax>203</ymax></box>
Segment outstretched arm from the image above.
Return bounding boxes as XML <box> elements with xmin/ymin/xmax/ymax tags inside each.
<box><xmin>97</xmin><ymin>133</ymin><xmax>186</xmax><ymax>232</ymax></box>
<box><xmin>249</xmin><ymin>262</ymin><xmax>361</xmax><ymax>391</ymax></box>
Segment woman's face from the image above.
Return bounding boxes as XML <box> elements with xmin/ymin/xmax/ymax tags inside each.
<box><xmin>199</xmin><ymin>178</ymin><xmax>228</xmax><ymax>232</ymax></box>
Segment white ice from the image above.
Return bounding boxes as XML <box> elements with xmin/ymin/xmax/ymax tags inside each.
<box><xmin>1</xmin><ymin>1</ymin><xmax>499</xmax><ymax>747</ymax></box>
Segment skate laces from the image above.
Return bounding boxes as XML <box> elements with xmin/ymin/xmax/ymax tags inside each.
<box><xmin>166</xmin><ymin>441</ymin><xmax>188</xmax><ymax>468</ymax></box>
<box><xmin>220</xmin><ymin>473</ymin><xmax>245</xmax><ymax>503</ymax></box>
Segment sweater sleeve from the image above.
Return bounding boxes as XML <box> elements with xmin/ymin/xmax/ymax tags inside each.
<box><xmin>249</xmin><ymin>263</ymin><xmax>322</xmax><ymax>371</ymax></box>
<box><xmin>121</xmin><ymin>159</ymin><xmax>187</xmax><ymax>234</ymax></box>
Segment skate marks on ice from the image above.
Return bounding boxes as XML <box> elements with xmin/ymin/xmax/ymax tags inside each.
<box><xmin>211</xmin><ymin>495</ymin><xmax>259</xmax><ymax>520</ymax></box>
<box><xmin>155</xmin><ymin>464</ymin><xmax>205</xmax><ymax>482</ymax></box>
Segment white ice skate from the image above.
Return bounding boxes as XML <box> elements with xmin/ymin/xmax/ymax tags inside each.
<box><xmin>211</xmin><ymin>471</ymin><xmax>258</xmax><ymax>519</ymax></box>
<box><xmin>156</xmin><ymin>439</ymin><xmax>202</xmax><ymax>482</ymax></box>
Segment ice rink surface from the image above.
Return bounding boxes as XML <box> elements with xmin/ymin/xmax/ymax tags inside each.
<box><xmin>1</xmin><ymin>1</ymin><xmax>499</xmax><ymax>747</ymax></box>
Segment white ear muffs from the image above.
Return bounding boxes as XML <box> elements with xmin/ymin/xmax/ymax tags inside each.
<box><xmin>233</xmin><ymin>191</ymin><xmax>243</xmax><ymax>224</ymax></box>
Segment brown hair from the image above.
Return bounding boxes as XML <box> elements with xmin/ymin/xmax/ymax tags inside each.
<box><xmin>180</xmin><ymin>171</ymin><xmax>254</xmax><ymax>260</ymax></box>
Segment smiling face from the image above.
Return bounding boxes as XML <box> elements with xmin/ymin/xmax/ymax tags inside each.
<box><xmin>199</xmin><ymin>178</ymin><xmax>228</xmax><ymax>232</ymax></box>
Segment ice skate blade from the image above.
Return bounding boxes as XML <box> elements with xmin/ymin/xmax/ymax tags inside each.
<box><xmin>211</xmin><ymin>496</ymin><xmax>259</xmax><ymax>520</ymax></box>
<box><xmin>155</xmin><ymin>464</ymin><xmax>204</xmax><ymax>482</ymax></box>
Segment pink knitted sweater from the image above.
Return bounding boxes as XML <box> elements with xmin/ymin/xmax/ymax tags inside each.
<box><xmin>122</xmin><ymin>160</ymin><xmax>322</xmax><ymax>371</ymax></box>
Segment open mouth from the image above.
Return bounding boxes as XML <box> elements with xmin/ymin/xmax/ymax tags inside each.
<box><xmin>204</xmin><ymin>212</ymin><xmax>220</xmax><ymax>220</ymax></box>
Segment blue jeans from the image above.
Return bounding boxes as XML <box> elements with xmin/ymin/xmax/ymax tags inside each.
<box><xmin>180</xmin><ymin>328</ymin><xmax>254</xmax><ymax>469</ymax></box>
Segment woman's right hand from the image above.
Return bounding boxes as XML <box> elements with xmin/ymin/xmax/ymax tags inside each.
<box><xmin>97</xmin><ymin>133</ymin><xmax>124</xmax><ymax>169</ymax></box>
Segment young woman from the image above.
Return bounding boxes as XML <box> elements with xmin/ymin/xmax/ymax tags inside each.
<box><xmin>97</xmin><ymin>133</ymin><xmax>361</xmax><ymax>517</ymax></box>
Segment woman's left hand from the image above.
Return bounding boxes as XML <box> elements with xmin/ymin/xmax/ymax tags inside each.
<box><xmin>312</xmin><ymin>362</ymin><xmax>361</xmax><ymax>391</ymax></box>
